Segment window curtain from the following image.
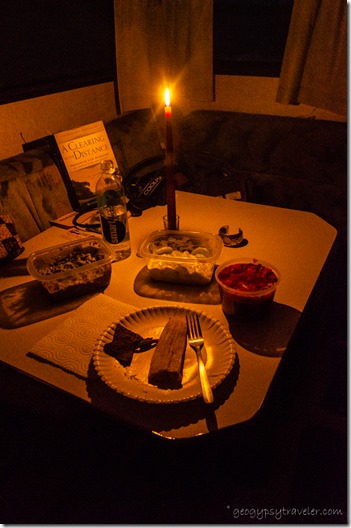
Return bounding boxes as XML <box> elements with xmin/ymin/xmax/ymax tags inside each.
<box><xmin>113</xmin><ymin>0</ymin><xmax>214</xmax><ymax>113</ymax></box>
<box><xmin>276</xmin><ymin>0</ymin><xmax>347</xmax><ymax>116</ymax></box>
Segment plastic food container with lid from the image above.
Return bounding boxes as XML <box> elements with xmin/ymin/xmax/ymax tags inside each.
<box><xmin>26</xmin><ymin>236</ymin><xmax>114</xmax><ymax>301</ymax></box>
<box><xmin>215</xmin><ymin>257</ymin><xmax>281</xmax><ymax>317</ymax></box>
<box><xmin>139</xmin><ymin>230</ymin><xmax>223</xmax><ymax>285</ymax></box>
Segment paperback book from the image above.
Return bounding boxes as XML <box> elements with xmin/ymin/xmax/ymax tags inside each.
<box><xmin>54</xmin><ymin>121</ymin><xmax>117</xmax><ymax>211</ymax></box>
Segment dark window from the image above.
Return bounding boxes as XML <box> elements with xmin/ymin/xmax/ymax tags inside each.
<box><xmin>214</xmin><ymin>0</ymin><xmax>294</xmax><ymax>77</ymax></box>
<box><xmin>0</xmin><ymin>0</ymin><xmax>116</xmax><ymax>104</ymax></box>
<box><xmin>0</xmin><ymin>1</ymin><xmax>293</xmax><ymax>105</ymax></box>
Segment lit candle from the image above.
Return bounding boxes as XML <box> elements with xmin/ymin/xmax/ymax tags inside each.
<box><xmin>164</xmin><ymin>88</ymin><xmax>177</xmax><ymax>230</ymax></box>
<box><xmin>165</xmin><ymin>88</ymin><xmax>172</xmax><ymax>119</ymax></box>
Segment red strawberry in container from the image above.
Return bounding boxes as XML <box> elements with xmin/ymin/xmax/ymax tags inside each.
<box><xmin>215</xmin><ymin>258</ymin><xmax>280</xmax><ymax>318</ymax></box>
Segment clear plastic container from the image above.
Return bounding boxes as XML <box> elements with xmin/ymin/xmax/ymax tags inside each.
<box><xmin>215</xmin><ymin>258</ymin><xmax>281</xmax><ymax>317</ymax></box>
<box><xmin>26</xmin><ymin>236</ymin><xmax>114</xmax><ymax>301</ymax></box>
<box><xmin>139</xmin><ymin>230</ymin><xmax>223</xmax><ymax>285</ymax></box>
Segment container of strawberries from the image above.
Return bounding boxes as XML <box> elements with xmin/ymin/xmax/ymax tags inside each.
<box><xmin>215</xmin><ymin>258</ymin><xmax>280</xmax><ymax>317</ymax></box>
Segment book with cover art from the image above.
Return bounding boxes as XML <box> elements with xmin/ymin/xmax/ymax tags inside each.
<box><xmin>53</xmin><ymin>121</ymin><xmax>118</xmax><ymax>211</ymax></box>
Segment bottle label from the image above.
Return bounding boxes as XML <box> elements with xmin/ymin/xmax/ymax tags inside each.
<box><xmin>101</xmin><ymin>217</ymin><xmax>126</xmax><ymax>244</ymax></box>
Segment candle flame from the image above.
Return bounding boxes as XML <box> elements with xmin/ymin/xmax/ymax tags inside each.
<box><xmin>165</xmin><ymin>88</ymin><xmax>170</xmax><ymax>107</ymax></box>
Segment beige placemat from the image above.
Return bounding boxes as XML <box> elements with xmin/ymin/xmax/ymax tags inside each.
<box><xmin>29</xmin><ymin>294</ymin><xmax>135</xmax><ymax>379</ymax></box>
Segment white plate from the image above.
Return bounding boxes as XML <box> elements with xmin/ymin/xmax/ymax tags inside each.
<box><xmin>93</xmin><ymin>305</ymin><xmax>237</xmax><ymax>403</ymax></box>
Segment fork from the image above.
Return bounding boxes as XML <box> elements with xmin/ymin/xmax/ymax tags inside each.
<box><xmin>186</xmin><ymin>312</ymin><xmax>214</xmax><ymax>404</ymax></box>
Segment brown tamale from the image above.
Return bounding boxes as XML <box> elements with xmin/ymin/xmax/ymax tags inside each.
<box><xmin>148</xmin><ymin>317</ymin><xmax>187</xmax><ymax>389</ymax></box>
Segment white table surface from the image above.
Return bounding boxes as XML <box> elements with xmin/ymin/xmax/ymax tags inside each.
<box><xmin>0</xmin><ymin>191</ymin><xmax>337</xmax><ymax>439</ymax></box>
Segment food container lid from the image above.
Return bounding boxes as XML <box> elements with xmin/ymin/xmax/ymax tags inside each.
<box><xmin>139</xmin><ymin>230</ymin><xmax>223</xmax><ymax>263</ymax></box>
<box><xmin>215</xmin><ymin>258</ymin><xmax>281</xmax><ymax>297</ymax></box>
<box><xmin>26</xmin><ymin>236</ymin><xmax>114</xmax><ymax>281</ymax></box>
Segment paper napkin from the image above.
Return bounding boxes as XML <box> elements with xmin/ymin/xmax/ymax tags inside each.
<box><xmin>30</xmin><ymin>293</ymin><xmax>135</xmax><ymax>379</ymax></box>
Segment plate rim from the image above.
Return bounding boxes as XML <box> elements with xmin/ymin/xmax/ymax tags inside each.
<box><xmin>93</xmin><ymin>304</ymin><xmax>237</xmax><ymax>404</ymax></box>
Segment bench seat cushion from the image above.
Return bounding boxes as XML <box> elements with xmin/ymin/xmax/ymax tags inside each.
<box><xmin>0</xmin><ymin>149</ymin><xmax>72</xmax><ymax>242</ymax></box>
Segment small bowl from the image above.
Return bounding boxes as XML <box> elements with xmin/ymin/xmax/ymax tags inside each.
<box><xmin>26</xmin><ymin>236</ymin><xmax>114</xmax><ymax>301</ymax></box>
<box><xmin>139</xmin><ymin>230</ymin><xmax>223</xmax><ymax>285</ymax></box>
<box><xmin>215</xmin><ymin>258</ymin><xmax>280</xmax><ymax>317</ymax></box>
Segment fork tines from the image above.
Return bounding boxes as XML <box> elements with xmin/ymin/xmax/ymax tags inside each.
<box><xmin>186</xmin><ymin>311</ymin><xmax>202</xmax><ymax>339</ymax></box>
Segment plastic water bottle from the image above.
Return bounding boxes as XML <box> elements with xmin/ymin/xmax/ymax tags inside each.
<box><xmin>96</xmin><ymin>159</ymin><xmax>131</xmax><ymax>261</ymax></box>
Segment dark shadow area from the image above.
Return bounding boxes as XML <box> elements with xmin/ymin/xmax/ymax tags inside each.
<box><xmin>0</xmin><ymin>280</ymin><xmax>97</xmax><ymax>328</ymax></box>
<box><xmin>226</xmin><ymin>302</ymin><xmax>301</xmax><ymax>357</ymax></box>
<box><xmin>289</xmin><ymin>424</ymin><xmax>347</xmax><ymax>522</ymax></box>
<box><xmin>134</xmin><ymin>265</ymin><xmax>221</xmax><ymax>304</ymax></box>
<box><xmin>0</xmin><ymin>257</ymin><xmax>29</xmax><ymax>277</ymax></box>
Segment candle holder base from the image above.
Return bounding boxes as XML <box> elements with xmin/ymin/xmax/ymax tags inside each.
<box><xmin>163</xmin><ymin>214</ymin><xmax>180</xmax><ymax>230</ymax></box>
